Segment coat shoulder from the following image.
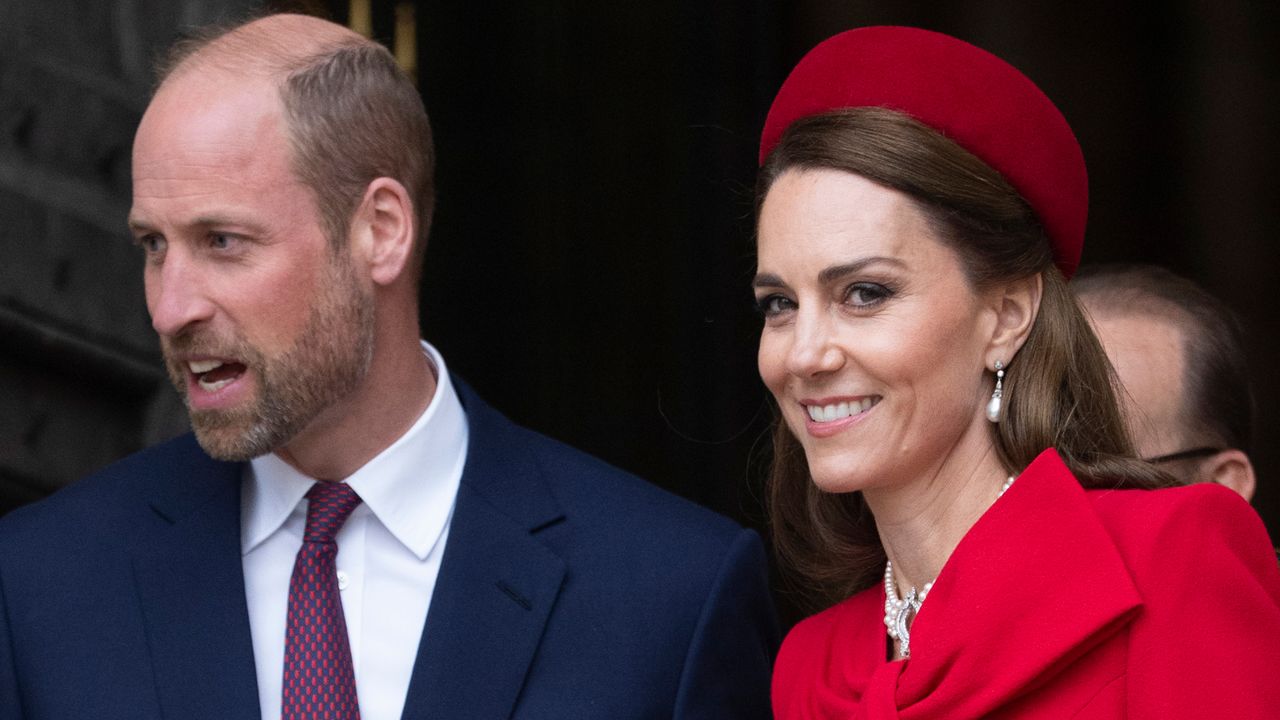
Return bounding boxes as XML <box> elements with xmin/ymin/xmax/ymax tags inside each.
<box><xmin>506</xmin><ymin>420</ymin><xmax>745</xmax><ymax>545</ymax></box>
<box><xmin>1086</xmin><ymin>481</ymin><xmax>1272</xmax><ymax>564</ymax></box>
<box><xmin>1084</xmin><ymin>478</ymin><xmax>1280</xmax><ymax>714</ymax></box>
<box><xmin>0</xmin><ymin>434</ymin><xmax>224</xmax><ymax>555</ymax></box>
<box><xmin>1084</xmin><ymin>480</ymin><xmax>1280</xmax><ymax>614</ymax></box>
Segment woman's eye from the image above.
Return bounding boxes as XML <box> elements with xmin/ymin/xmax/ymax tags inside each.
<box><xmin>844</xmin><ymin>282</ymin><xmax>892</xmax><ymax>308</ymax></box>
<box><xmin>755</xmin><ymin>294</ymin><xmax>795</xmax><ymax>317</ymax></box>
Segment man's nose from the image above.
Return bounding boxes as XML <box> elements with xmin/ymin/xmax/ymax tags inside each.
<box><xmin>145</xmin><ymin>253</ymin><xmax>215</xmax><ymax>338</ymax></box>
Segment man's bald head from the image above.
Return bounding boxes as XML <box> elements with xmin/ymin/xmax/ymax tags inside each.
<box><xmin>157</xmin><ymin>14</ymin><xmax>367</xmax><ymax>86</ymax></box>
<box><xmin>152</xmin><ymin>13</ymin><xmax>435</xmax><ymax>269</ymax></box>
<box><xmin>1074</xmin><ymin>264</ymin><xmax>1257</xmax><ymax>500</ymax></box>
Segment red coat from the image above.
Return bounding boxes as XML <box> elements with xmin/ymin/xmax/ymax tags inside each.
<box><xmin>772</xmin><ymin>449</ymin><xmax>1280</xmax><ymax>719</ymax></box>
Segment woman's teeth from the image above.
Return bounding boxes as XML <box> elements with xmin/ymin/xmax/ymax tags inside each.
<box><xmin>807</xmin><ymin>397</ymin><xmax>878</xmax><ymax>423</ymax></box>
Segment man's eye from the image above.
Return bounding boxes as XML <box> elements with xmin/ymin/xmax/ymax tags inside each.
<box><xmin>136</xmin><ymin>235</ymin><xmax>167</xmax><ymax>254</ymax></box>
<box><xmin>210</xmin><ymin>234</ymin><xmax>234</xmax><ymax>250</ymax></box>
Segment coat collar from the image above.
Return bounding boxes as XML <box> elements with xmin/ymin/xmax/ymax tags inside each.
<box><xmin>399</xmin><ymin>379</ymin><xmax>567</xmax><ymax>720</ymax></box>
<box><xmin>825</xmin><ymin>449</ymin><xmax>1144</xmax><ymax>718</ymax></box>
<box><xmin>892</xmin><ymin>449</ymin><xmax>1143</xmax><ymax>715</ymax></box>
<box><xmin>129</xmin><ymin>435</ymin><xmax>261</xmax><ymax>720</ymax></box>
<box><xmin>130</xmin><ymin>381</ymin><xmax>568</xmax><ymax>720</ymax></box>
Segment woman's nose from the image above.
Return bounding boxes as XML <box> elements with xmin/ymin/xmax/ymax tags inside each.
<box><xmin>784</xmin><ymin>311</ymin><xmax>844</xmax><ymax>377</ymax></box>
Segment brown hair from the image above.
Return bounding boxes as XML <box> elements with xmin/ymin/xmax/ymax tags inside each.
<box><xmin>154</xmin><ymin>15</ymin><xmax>435</xmax><ymax>275</ymax></box>
<box><xmin>279</xmin><ymin>42</ymin><xmax>435</xmax><ymax>273</ymax></box>
<box><xmin>757</xmin><ymin>108</ymin><xmax>1173</xmax><ymax>610</ymax></box>
<box><xmin>1073</xmin><ymin>264</ymin><xmax>1255</xmax><ymax>455</ymax></box>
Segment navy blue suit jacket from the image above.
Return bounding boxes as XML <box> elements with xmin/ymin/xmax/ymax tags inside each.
<box><xmin>0</xmin><ymin>383</ymin><xmax>778</xmax><ymax>718</ymax></box>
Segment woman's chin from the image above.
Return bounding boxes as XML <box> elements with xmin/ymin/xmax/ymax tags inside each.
<box><xmin>807</xmin><ymin>463</ymin><xmax>872</xmax><ymax>494</ymax></box>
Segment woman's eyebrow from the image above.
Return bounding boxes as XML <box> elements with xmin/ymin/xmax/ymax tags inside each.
<box><xmin>754</xmin><ymin>256</ymin><xmax>908</xmax><ymax>289</ymax></box>
<box><xmin>752</xmin><ymin>273</ymin><xmax>785</xmax><ymax>289</ymax></box>
<box><xmin>818</xmin><ymin>256</ymin><xmax>907</xmax><ymax>284</ymax></box>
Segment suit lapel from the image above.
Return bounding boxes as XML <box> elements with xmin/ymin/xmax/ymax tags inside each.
<box><xmin>130</xmin><ymin>437</ymin><xmax>260</xmax><ymax>720</ymax></box>
<box><xmin>400</xmin><ymin>383</ymin><xmax>567</xmax><ymax>720</ymax></box>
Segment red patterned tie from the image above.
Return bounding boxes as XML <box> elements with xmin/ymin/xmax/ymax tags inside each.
<box><xmin>283</xmin><ymin>482</ymin><xmax>362</xmax><ymax>719</ymax></box>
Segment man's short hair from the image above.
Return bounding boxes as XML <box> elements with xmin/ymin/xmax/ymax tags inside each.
<box><xmin>1073</xmin><ymin>263</ymin><xmax>1254</xmax><ymax>455</ymax></box>
<box><xmin>154</xmin><ymin>16</ymin><xmax>435</xmax><ymax>271</ymax></box>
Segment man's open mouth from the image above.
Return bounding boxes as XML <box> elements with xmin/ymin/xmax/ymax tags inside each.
<box><xmin>188</xmin><ymin>359</ymin><xmax>247</xmax><ymax>392</ymax></box>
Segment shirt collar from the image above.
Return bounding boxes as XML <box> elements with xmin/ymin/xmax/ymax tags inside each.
<box><xmin>241</xmin><ymin>340</ymin><xmax>469</xmax><ymax>560</ymax></box>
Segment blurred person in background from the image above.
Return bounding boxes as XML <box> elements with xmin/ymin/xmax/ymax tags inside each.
<box><xmin>1075</xmin><ymin>263</ymin><xmax>1256</xmax><ymax>501</ymax></box>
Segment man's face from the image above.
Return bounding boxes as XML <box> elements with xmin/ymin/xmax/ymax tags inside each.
<box><xmin>129</xmin><ymin>68</ymin><xmax>373</xmax><ymax>461</ymax></box>
<box><xmin>1084</xmin><ymin>308</ymin><xmax>1188</xmax><ymax>460</ymax></box>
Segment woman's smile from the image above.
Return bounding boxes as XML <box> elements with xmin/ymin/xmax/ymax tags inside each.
<box><xmin>800</xmin><ymin>395</ymin><xmax>882</xmax><ymax>437</ymax></box>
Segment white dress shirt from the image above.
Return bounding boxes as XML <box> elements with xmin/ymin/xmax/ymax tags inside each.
<box><xmin>241</xmin><ymin>341</ymin><xmax>468</xmax><ymax>720</ymax></box>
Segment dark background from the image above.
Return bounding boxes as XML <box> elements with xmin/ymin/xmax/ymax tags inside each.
<box><xmin>3</xmin><ymin>1</ymin><xmax>1276</xmax><ymax>624</ymax></box>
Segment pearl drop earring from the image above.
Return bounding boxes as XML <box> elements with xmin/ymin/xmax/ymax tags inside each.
<box><xmin>986</xmin><ymin>360</ymin><xmax>1005</xmax><ymax>423</ymax></box>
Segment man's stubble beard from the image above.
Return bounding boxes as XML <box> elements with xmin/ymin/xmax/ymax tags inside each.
<box><xmin>162</xmin><ymin>254</ymin><xmax>376</xmax><ymax>462</ymax></box>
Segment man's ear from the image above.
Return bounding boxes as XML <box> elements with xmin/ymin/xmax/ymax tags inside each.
<box><xmin>984</xmin><ymin>273</ymin><xmax>1043</xmax><ymax>368</ymax></box>
<box><xmin>351</xmin><ymin>177</ymin><xmax>415</xmax><ymax>287</ymax></box>
<box><xmin>1199</xmin><ymin>449</ymin><xmax>1257</xmax><ymax>503</ymax></box>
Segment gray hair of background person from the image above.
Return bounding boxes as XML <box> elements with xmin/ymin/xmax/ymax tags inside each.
<box><xmin>1073</xmin><ymin>263</ymin><xmax>1255</xmax><ymax>458</ymax></box>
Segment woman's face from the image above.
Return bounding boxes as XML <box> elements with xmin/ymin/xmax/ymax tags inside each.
<box><xmin>755</xmin><ymin>168</ymin><xmax>1000</xmax><ymax>493</ymax></box>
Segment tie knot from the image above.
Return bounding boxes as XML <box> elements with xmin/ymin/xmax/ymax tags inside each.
<box><xmin>303</xmin><ymin>482</ymin><xmax>362</xmax><ymax>544</ymax></box>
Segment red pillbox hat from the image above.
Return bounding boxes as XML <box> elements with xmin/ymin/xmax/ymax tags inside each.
<box><xmin>759</xmin><ymin>27</ymin><xmax>1087</xmax><ymax>277</ymax></box>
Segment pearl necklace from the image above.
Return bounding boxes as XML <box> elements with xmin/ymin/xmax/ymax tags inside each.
<box><xmin>883</xmin><ymin>475</ymin><xmax>1015</xmax><ymax>659</ymax></box>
